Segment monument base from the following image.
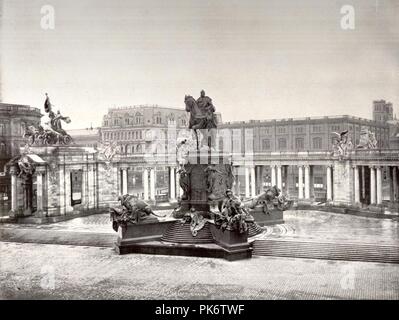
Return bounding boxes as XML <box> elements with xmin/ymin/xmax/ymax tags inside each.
<box><xmin>249</xmin><ymin>207</ymin><xmax>284</xmax><ymax>226</ymax></box>
<box><xmin>114</xmin><ymin>219</ymin><xmax>252</xmax><ymax>261</ymax></box>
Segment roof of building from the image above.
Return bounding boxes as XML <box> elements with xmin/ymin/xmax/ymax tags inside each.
<box><xmin>220</xmin><ymin>115</ymin><xmax>388</xmax><ymax>127</ymax></box>
<box><xmin>0</xmin><ymin>103</ymin><xmax>42</xmax><ymax>114</ymax></box>
<box><xmin>69</xmin><ymin>128</ymin><xmax>100</xmax><ymax>137</ymax></box>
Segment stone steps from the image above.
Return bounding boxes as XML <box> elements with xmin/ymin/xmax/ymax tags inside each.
<box><xmin>161</xmin><ymin>221</ymin><xmax>214</xmax><ymax>244</ymax></box>
<box><xmin>253</xmin><ymin>239</ymin><xmax>399</xmax><ymax>264</ymax></box>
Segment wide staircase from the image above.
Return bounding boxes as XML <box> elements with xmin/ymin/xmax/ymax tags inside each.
<box><xmin>252</xmin><ymin>238</ymin><xmax>399</xmax><ymax>264</ymax></box>
<box><xmin>161</xmin><ymin>221</ymin><xmax>214</xmax><ymax>244</ymax></box>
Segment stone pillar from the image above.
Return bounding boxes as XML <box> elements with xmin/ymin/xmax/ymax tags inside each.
<box><xmin>271</xmin><ymin>165</ymin><xmax>276</xmax><ymax>186</ymax></box>
<box><xmin>169</xmin><ymin>167</ymin><xmax>176</xmax><ymax>201</ymax></box>
<box><xmin>9</xmin><ymin>166</ymin><xmax>18</xmax><ymax>216</ymax></box>
<box><xmin>396</xmin><ymin>167</ymin><xmax>399</xmax><ymax>202</ymax></box>
<box><xmin>387</xmin><ymin>166</ymin><xmax>394</xmax><ymax>203</ymax></box>
<box><xmin>234</xmin><ymin>166</ymin><xmax>241</xmax><ymax>196</ymax></box>
<box><xmin>304</xmin><ymin>165</ymin><xmax>310</xmax><ymax>200</ymax></box>
<box><xmin>370</xmin><ymin>166</ymin><xmax>376</xmax><ymax>205</ymax></box>
<box><xmin>353</xmin><ymin>165</ymin><xmax>360</xmax><ymax>204</ymax></box>
<box><xmin>298</xmin><ymin>165</ymin><xmax>304</xmax><ymax>200</ymax></box>
<box><xmin>59</xmin><ymin>165</ymin><xmax>65</xmax><ymax>215</ymax></box>
<box><xmin>277</xmin><ymin>165</ymin><xmax>282</xmax><ymax>190</ymax></box>
<box><xmin>143</xmin><ymin>168</ymin><xmax>149</xmax><ymax>201</ymax></box>
<box><xmin>87</xmin><ymin>165</ymin><xmax>94</xmax><ymax>209</ymax></box>
<box><xmin>121</xmin><ymin>168</ymin><xmax>128</xmax><ymax>195</ymax></box>
<box><xmin>245</xmin><ymin>167</ymin><xmax>250</xmax><ymax>198</ymax></box>
<box><xmin>150</xmin><ymin>167</ymin><xmax>156</xmax><ymax>201</ymax></box>
<box><xmin>376</xmin><ymin>166</ymin><xmax>383</xmax><ymax>205</ymax></box>
<box><xmin>250</xmin><ymin>166</ymin><xmax>256</xmax><ymax>198</ymax></box>
<box><xmin>65</xmin><ymin>170</ymin><xmax>73</xmax><ymax>213</ymax></box>
<box><xmin>176</xmin><ymin>169</ymin><xmax>182</xmax><ymax>199</ymax></box>
<box><xmin>326</xmin><ymin>165</ymin><xmax>332</xmax><ymax>201</ymax></box>
<box><xmin>35</xmin><ymin>168</ymin><xmax>45</xmax><ymax>216</ymax></box>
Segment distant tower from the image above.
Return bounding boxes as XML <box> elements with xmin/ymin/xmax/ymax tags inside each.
<box><xmin>373</xmin><ymin>100</ymin><xmax>393</xmax><ymax>123</ymax></box>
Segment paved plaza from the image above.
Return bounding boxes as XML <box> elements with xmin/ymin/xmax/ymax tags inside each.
<box><xmin>1</xmin><ymin>242</ymin><xmax>398</xmax><ymax>300</ymax></box>
<box><xmin>0</xmin><ymin>210</ymin><xmax>398</xmax><ymax>299</ymax></box>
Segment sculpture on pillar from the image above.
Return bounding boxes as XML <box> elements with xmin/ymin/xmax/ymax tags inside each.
<box><xmin>214</xmin><ymin>189</ymin><xmax>254</xmax><ymax>234</ymax></box>
<box><xmin>98</xmin><ymin>141</ymin><xmax>120</xmax><ymax>175</ymax></box>
<box><xmin>184</xmin><ymin>90</ymin><xmax>218</xmax><ymax>150</ymax></box>
<box><xmin>177</xmin><ymin>165</ymin><xmax>190</xmax><ymax>200</ymax></box>
<box><xmin>332</xmin><ymin>130</ymin><xmax>353</xmax><ymax>158</ymax></box>
<box><xmin>23</xmin><ymin>94</ymin><xmax>73</xmax><ymax>145</ymax></box>
<box><xmin>357</xmin><ymin>127</ymin><xmax>378</xmax><ymax>149</ymax></box>
<box><xmin>247</xmin><ymin>185</ymin><xmax>290</xmax><ymax>213</ymax></box>
<box><xmin>110</xmin><ymin>194</ymin><xmax>166</xmax><ymax>231</ymax></box>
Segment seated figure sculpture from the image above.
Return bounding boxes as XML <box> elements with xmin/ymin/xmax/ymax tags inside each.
<box><xmin>214</xmin><ymin>189</ymin><xmax>253</xmax><ymax>234</ymax></box>
<box><xmin>110</xmin><ymin>194</ymin><xmax>165</xmax><ymax>232</ymax></box>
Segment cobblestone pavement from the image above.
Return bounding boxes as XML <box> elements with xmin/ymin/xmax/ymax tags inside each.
<box><xmin>0</xmin><ymin>242</ymin><xmax>398</xmax><ymax>300</ymax></box>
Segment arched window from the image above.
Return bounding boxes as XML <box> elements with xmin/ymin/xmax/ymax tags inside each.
<box><xmin>135</xmin><ymin>112</ymin><xmax>143</xmax><ymax>124</ymax></box>
<box><xmin>155</xmin><ymin>112</ymin><xmax>162</xmax><ymax>124</ymax></box>
<box><xmin>136</xmin><ymin>144</ymin><xmax>142</xmax><ymax>153</ymax></box>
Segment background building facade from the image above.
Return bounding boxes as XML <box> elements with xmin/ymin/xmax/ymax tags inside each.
<box><xmin>0</xmin><ymin>103</ymin><xmax>42</xmax><ymax>201</ymax></box>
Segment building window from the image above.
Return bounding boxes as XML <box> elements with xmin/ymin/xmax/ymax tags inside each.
<box><xmin>262</xmin><ymin>139</ymin><xmax>270</xmax><ymax>150</ymax></box>
<box><xmin>261</xmin><ymin>127</ymin><xmax>270</xmax><ymax>135</ymax></box>
<box><xmin>313</xmin><ymin>137</ymin><xmax>323</xmax><ymax>149</ymax></box>
<box><xmin>0</xmin><ymin>123</ymin><xmax>4</xmax><ymax>135</ymax></box>
<box><xmin>295</xmin><ymin>126</ymin><xmax>304</xmax><ymax>133</ymax></box>
<box><xmin>331</xmin><ymin>125</ymin><xmax>340</xmax><ymax>132</ymax></box>
<box><xmin>295</xmin><ymin>137</ymin><xmax>304</xmax><ymax>150</ymax></box>
<box><xmin>312</xmin><ymin>125</ymin><xmax>322</xmax><ymax>133</ymax></box>
<box><xmin>277</xmin><ymin>126</ymin><xmax>286</xmax><ymax>134</ymax></box>
<box><xmin>0</xmin><ymin>143</ymin><xmax>6</xmax><ymax>154</ymax></box>
<box><xmin>314</xmin><ymin>177</ymin><xmax>323</xmax><ymax>189</ymax></box>
<box><xmin>113</xmin><ymin>119</ymin><xmax>119</xmax><ymax>126</ymax></box>
<box><xmin>278</xmin><ymin>138</ymin><xmax>287</xmax><ymax>150</ymax></box>
<box><xmin>135</xmin><ymin>112</ymin><xmax>143</xmax><ymax>124</ymax></box>
<box><xmin>125</xmin><ymin>118</ymin><xmax>129</xmax><ymax>125</ymax></box>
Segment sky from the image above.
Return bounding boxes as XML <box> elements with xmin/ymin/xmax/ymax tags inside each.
<box><xmin>1</xmin><ymin>0</ymin><xmax>398</xmax><ymax>129</ymax></box>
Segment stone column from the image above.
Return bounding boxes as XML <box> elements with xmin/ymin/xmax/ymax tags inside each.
<box><xmin>143</xmin><ymin>168</ymin><xmax>149</xmax><ymax>201</ymax></box>
<box><xmin>87</xmin><ymin>165</ymin><xmax>94</xmax><ymax>209</ymax></box>
<box><xmin>298</xmin><ymin>165</ymin><xmax>304</xmax><ymax>200</ymax></box>
<box><xmin>234</xmin><ymin>166</ymin><xmax>241</xmax><ymax>196</ymax></box>
<box><xmin>387</xmin><ymin>166</ymin><xmax>394</xmax><ymax>203</ymax></box>
<box><xmin>245</xmin><ymin>167</ymin><xmax>250</xmax><ymax>198</ymax></box>
<box><xmin>250</xmin><ymin>166</ymin><xmax>256</xmax><ymax>198</ymax></box>
<box><xmin>121</xmin><ymin>168</ymin><xmax>128</xmax><ymax>195</ymax></box>
<box><xmin>393</xmin><ymin>167</ymin><xmax>398</xmax><ymax>202</ymax></box>
<box><xmin>65</xmin><ymin>170</ymin><xmax>73</xmax><ymax>213</ymax></box>
<box><xmin>353</xmin><ymin>165</ymin><xmax>360</xmax><ymax>204</ymax></box>
<box><xmin>9</xmin><ymin>166</ymin><xmax>18</xmax><ymax>216</ymax></box>
<box><xmin>271</xmin><ymin>165</ymin><xmax>276</xmax><ymax>186</ymax></box>
<box><xmin>370</xmin><ymin>166</ymin><xmax>376</xmax><ymax>205</ymax></box>
<box><xmin>176</xmin><ymin>169</ymin><xmax>183</xmax><ymax>199</ymax></box>
<box><xmin>150</xmin><ymin>167</ymin><xmax>156</xmax><ymax>201</ymax></box>
<box><xmin>304</xmin><ymin>165</ymin><xmax>310</xmax><ymax>200</ymax></box>
<box><xmin>169</xmin><ymin>167</ymin><xmax>176</xmax><ymax>201</ymax></box>
<box><xmin>326</xmin><ymin>165</ymin><xmax>332</xmax><ymax>201</ymax></box>
<box><xmin>376</xmin><ymin>166</ymin><xmax>383</xmax><ymax>205</ymax></box>
<box><xmin>277</xmin><ymin>165</ymin><xmax>282</xmax><ymax>190</ymax></box>
<box><xmin>35</xmin><ymin>168</ymin><xmax>45</xmax><ymax>216</ymax></box>
<box><xmin>59</xmin><ymin>165</ymin><xmax>65</xmax><ymax>215</ymax></box>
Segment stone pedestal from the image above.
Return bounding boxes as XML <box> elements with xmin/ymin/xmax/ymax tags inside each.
<box><xmin>115</xmin><ymin>219</ymin><xmax>176</xmax><ymax>254</ymax></box>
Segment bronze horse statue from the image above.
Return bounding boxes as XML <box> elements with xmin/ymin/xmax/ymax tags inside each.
<box><xmin>184</xmin><ymin>95</ymin><xmax>217</xmax><ymax>150</ymax></box>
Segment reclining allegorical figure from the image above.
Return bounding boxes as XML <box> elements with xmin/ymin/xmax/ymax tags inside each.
<box><xmin>110</xmin><ymin>194</ymin><xmax>165</xmax><ymax>232</ymax></box>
